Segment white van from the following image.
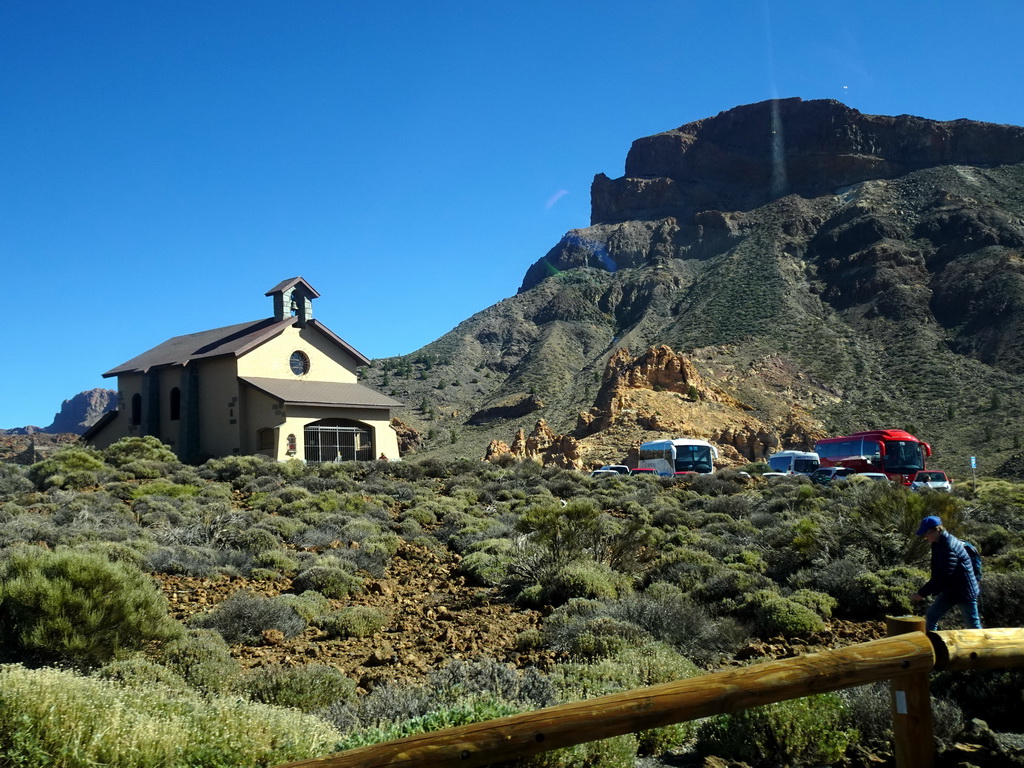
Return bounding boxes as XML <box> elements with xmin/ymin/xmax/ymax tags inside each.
<box><xmin>766</xmin><ymin>450</ymin><xmax>820</xmax><ymax>476</ymax></box>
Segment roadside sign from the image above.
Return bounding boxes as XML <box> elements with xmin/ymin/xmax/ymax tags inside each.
<box><xmin>970</xmin><ymin>456</ymin><xmax>977</xmax><ymax>469</ymax></box>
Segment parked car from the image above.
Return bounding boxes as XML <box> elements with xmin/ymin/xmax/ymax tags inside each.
<box><xmin>909</xmin><ymin>470</ymin><xmax>952</xmax><ymax>492</ymax></box>
<box><xmin>630</xmin><ymin>467</ymin><xmax>659</xmax><ymax>476</ymax></box>
<box><xmin>857</xmin><ymin>472</ymin><xmax>891</xmax><ymax>482</ymax></box>
<box><xmin>809</xmin><ymin>467</ymin><xmax>857</xmax><ymax>485</ymax></box>
<box><xmin>599</xmin><ymin>465</ymin><xmax>631</xmax><ymax>475</ymax></box>
<box><xmin>589</xmin><ymin>469</ymin><xmax>620</xmax><ymax>478</ymax></box>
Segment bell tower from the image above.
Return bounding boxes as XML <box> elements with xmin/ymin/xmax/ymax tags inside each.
<box><xmin>266</xmin><ymin>277</ymin><xmax>320</xmax><ymax>328</ymax></box>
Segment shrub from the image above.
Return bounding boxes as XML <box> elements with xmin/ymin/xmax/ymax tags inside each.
<box><xmin>155</xmin><ymin>629</ymin><xmax>241</xmax><ymax>695</ymax></box>
<box><xmin>0</xmin><ymin>463</ymin><xmax>32</xmax><ymax>497</ymax></box>
<box><xmin>317</xmin><ymin>606</ymin><xmax>390</xmax><ymax>638</ymax></box>
<box><xmin>604</xmin><ymin>582</ymin><xmax>748</xmax><ymax>665</ymax></box>
<box><xmin>696</xmin><ymin>693</ymin><xmax>857</xmax><ymax>766</ymax></box>
<box><xmin>104</xmin><ymin>436</ymin><xmax>179</xmax><ymax>467</ymax></box>
<box><xmin>543</xmin><ymin>601</ymin><xmax>651</xmax><ymax>660</ymax></box>
<box><xmin>979</xmin><ymin>571</ymin><xmax>1024</xmax><ymax>626</ymax></box>
<box><xmin>741</xmin><ymin>589</ymin><xmax>825</xmax><ymax>639</ymax></box>
<box><xmin>0</xmin><ymin>663</ymin><xmax>341</xmax><ymax>768</ymax></box>
<box><xmin>541</xmin><ymin>559</ymin><xmax>633</xmax><ymax>606</ymax></box>
<box><xmin>242</xmin><ymin>663</ymin><xmax>357</xmax><ymax>711</ymax></box>
<box><xmin>849</xmin><ymin>566</ymin><xmax>928</xmax><ymax>618</ymax></box>
<box><xmin>188</xmin><ymin>590</ymin><xmax>307</xmax><ymax>645</ymax></box>
<box><xmin>548</xmin><ymin>643</ymin><xmax>699</xmax><ymax>756</ymax></box>
<box><xmin>26</xmin><ymin>445</ymin><xmax>110</xmax><ymax>489</ymax></box>
<box><xmin>93</xmin><ymin>654</ymin><xmax>192</xmax><ymax>694</ymax></box>
<box><xmin>275</xmin><ymin>590</ymin><xmax>332</xmax><ymax>622</ymax></box>
<box><xmin>0</xmin><ymin>546</ymin><xmax>180</xmax><ymax>667</ymax></box>
<box><xmin>292</xmin><ymin>564</ymin><xmax>363</xmax><ymax>598</ymax></box>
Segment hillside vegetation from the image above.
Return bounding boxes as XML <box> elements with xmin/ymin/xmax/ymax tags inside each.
<box><xmin>1</xmin><ymin>436</ymin><xmax>1022</xmax><ymax>767</ymax></box>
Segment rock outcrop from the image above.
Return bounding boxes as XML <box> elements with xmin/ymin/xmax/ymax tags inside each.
<box><xmin>43</xmin><ymin>389</ymin><xmax>116</xmax><ymax>435</ymax></box>
<box><xmin>592</xmin><ymin>97</ymin><xmax>1024</xmax><ymax>224</ymax></box>
<box><xmin>484</xmin><ymin>419</ymin><xmax>583</xmax><ymax>469</ymax></box>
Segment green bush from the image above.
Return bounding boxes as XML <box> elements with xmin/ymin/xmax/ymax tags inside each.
<box><xmin>547</xmin><ymin>643</ymin><xmax>699</xmax><ymax>756</ymax></box>
<box><xmin>0</xmin><ymin>663</ymin><xmax>341</xmax><ymax>768</ymax></box>
<box><xmin>0</xmin><ymin>546</ymin><xmax>180</xmax><ymax>667</ymax></box>
<box><xmin>104</xmin><ymin>436</ymin><xmax>179</xmax><ymax>467</ymax></box>
<box><xmin>542</xmin><ymin>600</ymin><xmax>651</xmax><ymax>660</ymax></box>
<box><xmin>696</xmin><ymin>692</ymin><xmax>857</xmax><ymax>766</ymax></box>
<box><xmin>188</xmin><ymin>590</ymin><xmax>307</xmax><ymax>645</ymax></box>
<box><xmin>0</xmin><ymin>463</ymin><xmax>32</xmax><ymax>497</ymax></box>
<box><xmin>293</xmin><ymin>564</ymin><xmax>364</xmax><ymax>598</ymax></box>
<box><xmin>26</xmin><ymin>445</ymin><xmax>110</xmax><ymax>489</ymax></box>
<box><xmin>155</xmin><ymin>629</ymin><xmax>241</xmax><ymax>695</ymax></box>
<box><xmin>242</xmin><ymin>663</ymin><xmax>357</xmax><ymax>711</ymax></box>
<box><xmin>741</xmin><ymin>589</ymin><xmax>825</xmax><ymax>639</ymax></box>
<box><xmin>317</xmin><ymin>605</ymin><xmax>390</xmax><ymax>638</ymax></box>
<box><xmin>542</xmin><ymin>559</ymin><xmax>633</xmax><ymax>605</ymax></box>
<box><xmin>93</xmin><ymin>653</ymin><xmax>192</xmax><ymax>694</ymax></box>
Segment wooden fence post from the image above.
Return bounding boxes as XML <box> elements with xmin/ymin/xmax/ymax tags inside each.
<box><xmin>887</xmin><ymin>615</ymin><xmax>934</xmax><ymax>768</ymax></box>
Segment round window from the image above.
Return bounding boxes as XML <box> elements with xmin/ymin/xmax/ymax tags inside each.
<box><xmin>289</xmin><ymin>351</ymin><xmax>310</xmax><ymax>376</ymax></box>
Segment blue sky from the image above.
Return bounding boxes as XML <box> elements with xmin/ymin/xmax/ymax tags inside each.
<box><xmin>3</xmin><ymin>1</ymin><xmax>1024</xmax><ymax>429</ymax></box>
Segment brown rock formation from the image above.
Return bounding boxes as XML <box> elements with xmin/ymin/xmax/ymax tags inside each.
<box><xmin>592</xmin><ymin>97</ymin><xmax>1024</xmax><ymax>225</ymax></box>
<box><xmin>484</xmin><ymin>419</ymin><xmax>583</xmax><ymax>470</ymax></box>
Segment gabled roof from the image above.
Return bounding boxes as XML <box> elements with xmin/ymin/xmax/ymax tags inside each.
<box><xmin>265</xmin><ymin>277</ymin><xmax>320</xmax><ymax>299</ymax></box>
<box><xmin>103</xmin><ymin>316</ymin><xmax>370</xmax><ymax>377</ymax></box>
<box><xmin>240</xmin><ymin>377</ymin><xmax>404</xmax><ymax>409</ymax></box>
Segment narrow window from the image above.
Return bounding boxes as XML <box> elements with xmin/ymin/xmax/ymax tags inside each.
<box><xmin>130</xmin><ymin>394</ymin><xmax>142</xmax><ymax>426</ymax></box>
<box><xmin>169</xmin><ymin>387</ymin><xmax>181</xmax><ymax>421</ymax></box>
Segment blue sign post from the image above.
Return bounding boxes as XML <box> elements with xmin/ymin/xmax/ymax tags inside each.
<box><xmin>970</xmin><ymin>456</ymin><xmax>977</xmax><ymax>491</ymax></box>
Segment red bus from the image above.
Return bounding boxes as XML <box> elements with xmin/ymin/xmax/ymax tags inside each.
<box><xmin>814</xmin><ymin>429</ymin><xmax>932</xmax><ymax>485</ymax></box>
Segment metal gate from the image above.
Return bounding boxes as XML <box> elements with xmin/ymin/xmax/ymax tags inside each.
<box><xmin>303</xmin><ymin>423</ymin><xmax>373</xmax><ymax>463</ymax></box>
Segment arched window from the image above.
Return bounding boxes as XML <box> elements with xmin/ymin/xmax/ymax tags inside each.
<box><xmin>130</xmin><ymin>393</ymin><xmax>142</xmax><ymax>426</ymax></box>
<box><xmin>169</xmin><ymin>387</ymin><xmax>181</xmax><ymax>421</ymax></box>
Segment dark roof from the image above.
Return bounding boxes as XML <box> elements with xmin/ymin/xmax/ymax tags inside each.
<box><xmin>241</xmin><ymin>377</ymin><xmax>404</xmax><ymax>409</ymax></box>
<box><xmin>103</xmin><ymin>316</ymin><xmax>369</xmax><ymax>376</ymax></box>
<box><xmin>265</xmin><ymin>276</ymin><xmax>320</xmax><ymax>298</ymax></box>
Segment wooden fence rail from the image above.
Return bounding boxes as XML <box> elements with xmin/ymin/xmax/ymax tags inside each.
<box><xmin>276</xmin><ymin>626</ymin><xmax>1024</xmax><ymax>768</ymax></box>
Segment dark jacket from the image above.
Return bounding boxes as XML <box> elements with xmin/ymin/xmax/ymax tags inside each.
<box><xmin>919</xmin><ymin>530</ymin><xmax>980</xmax><ymax>602</ymax></box>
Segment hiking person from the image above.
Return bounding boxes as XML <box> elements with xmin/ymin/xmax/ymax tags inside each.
<box><xmin>910</xmin><ymin>515</ymin><xmax>981</xmax><ymax>630</ymax></box>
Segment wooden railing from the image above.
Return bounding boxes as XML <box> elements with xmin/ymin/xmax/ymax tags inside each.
<box><xmin>276</xmin><ymin>622</ymin><xmax>1024</xmax><ymax>768</ymax></box>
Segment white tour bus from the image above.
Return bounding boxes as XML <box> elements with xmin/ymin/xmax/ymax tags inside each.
<box><xmin>638</xmin><ymin>438</ymin><xmax>718</xmax><ymax>476</ymax></box>
<box><xmin>766</xmin><ymin>450</ymin><xmax>820</xmax><ymax>476</ymax></box>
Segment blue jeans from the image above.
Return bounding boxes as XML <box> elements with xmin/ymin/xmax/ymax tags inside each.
<box><xmin>925</xmin><ymin>593</ymin><xmax>982</xmax><ymax>631</ymax></box>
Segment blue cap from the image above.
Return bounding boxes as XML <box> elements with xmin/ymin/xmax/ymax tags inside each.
<box><xmin>916</xmin><ymin>515</ymin><xmax>942</xmax><ymax>536</ymax></box>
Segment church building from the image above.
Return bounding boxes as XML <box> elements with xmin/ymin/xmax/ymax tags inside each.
<box><xmin>85</xmin><ymin>278</ymin><xmax>403</xmax><ymax>463</ymax></box>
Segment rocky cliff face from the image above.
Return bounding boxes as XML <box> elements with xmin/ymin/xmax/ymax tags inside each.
<box><xmin>45</xmin><ymin>389</ymin><xmax>116</xmax><ymax>434</ymax></box>
<box><xmin>591</xmin><ymin>97</ymin><xmax>1024</xmax><ymax>226</ymax></box>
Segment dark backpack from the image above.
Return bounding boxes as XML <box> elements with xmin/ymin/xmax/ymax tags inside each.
<box><xmin>963</xmin><ymin>541</ymin><xmax>983</xmax><ymax>581</ymax></box>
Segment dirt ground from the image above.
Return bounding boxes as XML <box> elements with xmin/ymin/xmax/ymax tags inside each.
<box><xmin>154</xmin><ymin>540</ymin><xmax>886</xmax><ymax>693</ymax></box>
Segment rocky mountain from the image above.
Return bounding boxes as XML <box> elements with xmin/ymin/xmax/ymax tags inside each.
<box><xmin>363</xmin><ymin>98</ymin><xmax>1024</xmax><ymax>476</ymax></box>
<box><xmin>3</xmin><ymin>388</ymin><xmax>116</xmax><ymax>436</ymax></box>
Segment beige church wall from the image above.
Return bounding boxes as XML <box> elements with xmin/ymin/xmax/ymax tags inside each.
<box><xmin>196</xmin><ymin>357</ymin><xmax>242</xmax><ymax>456</ymax></box>
<box><xmin>238</xmin><ymin>384</ymin><xmax>287</xmax><ymax>458</ymax></box>
<box><xmin>236</xmin><ymin>325</ymin><xmax>359</xmax><ymax>384</ymax></box>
